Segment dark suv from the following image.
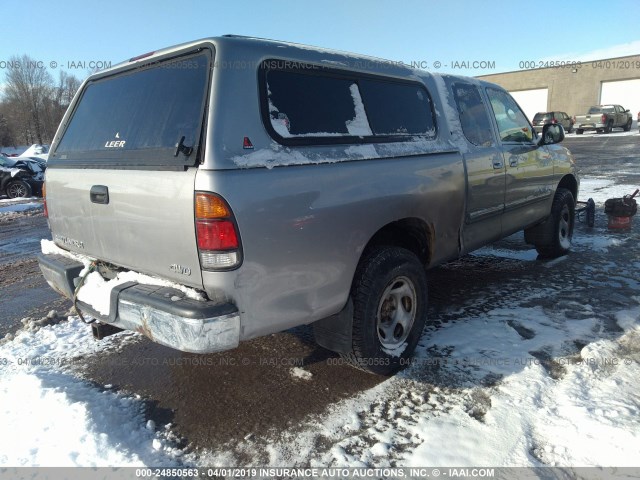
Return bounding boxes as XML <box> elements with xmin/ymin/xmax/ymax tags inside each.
<box><xmin>532</xmin><ymin>111</ymin><xmax>574</xmax><ymax>134</ymax></box>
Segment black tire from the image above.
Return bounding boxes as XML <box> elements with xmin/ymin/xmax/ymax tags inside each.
<box><xmin>531</xmin><ymin>188</ymin><xmax>575</xmax><ymax>258</ymax></box>
<box><xmin>576</xmin><ymin>129</ymin><xmax>583</xmax><ymax>135</ymax></box>
<box><xmin>623</xmin><ymin>119</ymin><xmax>632</xmax><ymax>132</ymax></box>
<box><xmin>6</xmin><ymin>180</ymin><xmax>32</xmax><ymax>199</ymax></box>
<box><xmin>342</xmin><ymin>247</ymin><xmax>428</xmax><ymax>375</ymax></box>
<box><xmin>604</xmin><ymin>121</ymin><xmax>613</xmax><ymax>134</ymax></box>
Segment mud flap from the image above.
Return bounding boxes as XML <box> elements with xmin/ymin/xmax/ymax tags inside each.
<box><xmin>312</xmin><ymin>299</ymin><xmax>354</xmax><ymax>354</ymax></box>
<box><xmin>524</xmin><ymin>217</ymin><xmax>552</xmax><ymax>245</ymax></box>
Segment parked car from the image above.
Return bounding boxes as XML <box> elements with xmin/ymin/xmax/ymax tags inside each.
<box><xmin>532</xmin><ymin>111</ymin><xmax>574</xmax><ymax>134</ymax></box>
<box><xmin>0</xmin><ymin>155</ymin><xmax>45</xmax><ymax>198</ymax></box>
<box><xmin>574</xmin><ymin>105</ymin><xmax>633</xmax><ymax>134</ymax></box>
<box><xmin>38</xmin><ymin>35</ymin><xmax>578</xmax><ymax>375</ymax></box>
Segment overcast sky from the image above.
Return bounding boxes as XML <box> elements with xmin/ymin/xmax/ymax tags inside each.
<box><xmin>1</xmin><ymin>0</ymin><xmax>638</xmax><ymax>80</ymax></box>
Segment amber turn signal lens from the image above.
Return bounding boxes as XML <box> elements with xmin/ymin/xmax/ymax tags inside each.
<box><xmin>195</xmin><ymin>193</ymin><xmax>230</xmax><ymax>219</ymax></box>
<box><xmin>43</xmin><ymin>182</ymin><xmax>48</xmax><ymax>218</ymax></box>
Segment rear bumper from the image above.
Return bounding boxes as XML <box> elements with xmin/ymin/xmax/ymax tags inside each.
<box><xmin>37</xmin><ymin>253</ymin><xmax>240</xmax><ymax>354</ymax></box>
<box><xmin>575</xmin><ymin>123</ymin><xmax>605</xmax><ymax>131</ymax></box>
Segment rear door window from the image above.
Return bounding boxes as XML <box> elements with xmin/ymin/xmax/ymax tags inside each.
<box><xmin>53</xmin><ymin>51</ymin><xmax>211</xmax><ymax>166</ymax></box>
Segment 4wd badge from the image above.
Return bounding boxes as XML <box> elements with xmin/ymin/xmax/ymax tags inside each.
<box><xmin>170</xmin><ymin>264</ymin><xmax>192</xmax><ymax>276</ymax></box>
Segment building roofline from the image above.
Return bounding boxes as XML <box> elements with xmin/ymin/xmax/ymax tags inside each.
<box><xmin>476</xmin><ymin>53</ymin><xmax>640</xmax><ymax>78</ymax></box>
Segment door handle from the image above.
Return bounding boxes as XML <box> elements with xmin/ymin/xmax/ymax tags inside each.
<box><xmin>90</xmin><ymin>185</ymin><xmax>109</xmax><ymax>204</ymax></box>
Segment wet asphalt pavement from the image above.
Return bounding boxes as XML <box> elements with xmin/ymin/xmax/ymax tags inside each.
<box><xmin>0</xmin><ymin>132</ymin><xmax>638</xmax><ymax>458</ymax></box>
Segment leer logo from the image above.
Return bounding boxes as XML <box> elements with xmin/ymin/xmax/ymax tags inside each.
<box><xmin>105</xmin><ymin>132</ymin><xmax>126</xmax><ymax>148</ymax></box>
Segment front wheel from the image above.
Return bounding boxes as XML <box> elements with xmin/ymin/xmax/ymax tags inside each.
<box><xmin>6</xmin><ymin>180</ymin><xmax>32</xmax><ymax>199</ymax></box>
<box><xmin>343</xmin><ymin>247</ymin><xmax>428</xmax><ymax>375</ymax></box>
<box><xmin>623</xmin><ymin>119</ymin><xmax>632</xmax><ymax>132</ymax></box>
<box><xmin>529</xmin><ymin>188</ymin><xmax>575</xmax><ymax>258</ymax></box>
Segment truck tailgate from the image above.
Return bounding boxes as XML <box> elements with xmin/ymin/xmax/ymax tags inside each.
<box><xmin>46</xmin><ymin>167</ymin><xmax>203</xmax><ymax>288</ymax></box>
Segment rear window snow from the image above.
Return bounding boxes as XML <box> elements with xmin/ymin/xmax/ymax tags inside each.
<box><xmin>264</xmin><ymin>65</ymin><xmax>435</xmax><ymax>143</ymax></box>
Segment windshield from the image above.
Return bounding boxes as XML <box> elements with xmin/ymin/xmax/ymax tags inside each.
<box><xmin>53</xmin><ymin>51</ymin><xmax>211</xmax><ymax>166</ymax></box>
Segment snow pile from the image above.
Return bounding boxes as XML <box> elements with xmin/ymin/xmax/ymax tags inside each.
<box><xmin>40</xmin><ymin>239</ymin><xmax>205</xmax><ymax>317</ymax></box>
<box><xmin>290</xmin><ymin>367</ymin><xmax>313</xmax><ymax>381</ymax></box>
<box><xmin>0</xmin><ymin>317</ymin><xmax>182</xmax><ymax>466</ymax></box>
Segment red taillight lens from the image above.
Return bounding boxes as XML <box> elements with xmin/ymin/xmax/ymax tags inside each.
<box><xmin>196</xmin><ymin>220</ymin><xmax>238</xmax><ymax>250</ymax></box>
<box><xmin>601</xmin><ymin>114</ymin><xmax>607</xmax><ymax>124</ymax></box>
<box><xmin>551</xmin><ymin>119</ymin><xmax>557</xmax><ymax>124</ymax></box>
<box><xmin>194</xmin><ymin>192</ymin><xmax>241</xmax><ymax>269</ymax></box>
<box><xmin>42</xmin><ymin>182</ymin><xmax>48</xmax><ymax>218</ymax></box>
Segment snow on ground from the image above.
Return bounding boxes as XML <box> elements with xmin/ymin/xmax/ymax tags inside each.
<box><xmin>579</xmin><ymin>178</ymin><xmax>638</xmax><ymax>205</ymax></box>
<box><xmin>0</xmin><ymin>202</ymin><xmax>42</xmax><ymax>214</ymax></box>
<box><xmin>1</xmin><ymin>175</ymin><xmax>639</xmax><ymax>469</ymax></box>
<box><xmin>0</xmin><ymin>318</ymin><xmax>183</xmax><ymax>466</ymax></box>
<box><xmin>566</xmin><ymin>130</ymin><xmax>640</xmax><ymax>138</ymax></box>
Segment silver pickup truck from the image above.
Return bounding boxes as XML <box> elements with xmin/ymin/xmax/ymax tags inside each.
<box><xmin>38</xmin><ymin>36</ymin><xmax>578</xmax><ymax>375</ymax></box>
<box><xmin>574</xmin><ymin>104</ymin><xmax>633</xmax><ymax>134</ymax></box>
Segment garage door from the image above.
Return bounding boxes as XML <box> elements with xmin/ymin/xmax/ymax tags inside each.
<box><xmin>600</xmin><ymin>79</ymin><xmax>640</xmax><ymax>122</ymax></box>
<box><xmin>509</xmin><ymin>88</ymin><xmax>548</xmax><ymax>122</ymax></box>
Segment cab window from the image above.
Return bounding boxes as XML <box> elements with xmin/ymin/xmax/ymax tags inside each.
<box><xmin>486</xmin><ymin>88</ymin><xmax>533</xmax><ymax>143</ymax></box>
<box><xmin>451</xmin><ymin>82</ymin><xmax>494</xmax><ymax>147</ymax></box>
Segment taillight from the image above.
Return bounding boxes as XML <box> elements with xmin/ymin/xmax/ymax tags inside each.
<box><xmin>195</xmin><ymin>192</ymin><xmax>241</xmax><ymax>270</ymax></box>
<box><xmin>42</xmin><ymin>182</ymin><xmax>48</xmax><ymax>218</ymax></box>
<box><xmin>551</xmin><ymin>118</ymin><xmax>557</xmax><ymax>124</ymax></box>
<box><xmin>601</xmin><ymin>114</ymin><xmax>607</xmax><ymax>124</ymax></box>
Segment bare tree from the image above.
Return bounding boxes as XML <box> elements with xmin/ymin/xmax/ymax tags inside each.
<box><xmin>0</xmin><ymin>113</ymin><xmax>16</xmax><ymax>148</ymax></box>
<box><xmin>3</xmin><ymin>54</ymin><xmax>53</xmax><ymax>145</ymax></box>
<box><xmin>1</xmin><ymin>57</ymin><xmax>81</xmax><ymax>146</ymax></box>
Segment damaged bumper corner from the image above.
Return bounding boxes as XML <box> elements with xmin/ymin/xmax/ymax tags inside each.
<box><xmin>37</xmin><ymin>253</ymin><xmax>241</xmax><ymax>354</ymax></box>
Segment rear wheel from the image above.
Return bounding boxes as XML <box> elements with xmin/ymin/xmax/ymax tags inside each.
<box><xmin>528</xmin><ymin>188</ymin><xmax>575</xmax><ymax>258</ymax></box>
<box><xmin>6</xmin><ymin>180</ymin><xmax>32</xmax><ymax>199</ymax></box>
<box><xmin>604</xmin><ymin>121</ymin><xmax>613</xmax><ymax>134</ymax></box>
<box><xmin>342</xmin><ymin>247</ymin><xmax>427</xmax><ymax>375</ymax></box>
<box><xmin>576</xmin><ymin>129</ymin><xmax>583</xmax><ymax>135</ymax></box>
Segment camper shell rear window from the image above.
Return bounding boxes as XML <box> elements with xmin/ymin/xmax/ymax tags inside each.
<box><xmin>260</xmin><ymin>61</ymin><xmax>436</xmax><ymax>146</ymax></box>
<box><xmin>50</xmin><ymin>49</ymin><xmax>212</xmax><ymax>168</ymax></box>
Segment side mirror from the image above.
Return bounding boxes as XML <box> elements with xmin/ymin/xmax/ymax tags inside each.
<box><xmin>625</xmin><ymin>109</ymin><xmax>630</xmax><ymax>113</ymax></box>
<box><xmin>539</xmin><ymin>123</ymin><xmax>564</xmax><ymax>146</ymax></box>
